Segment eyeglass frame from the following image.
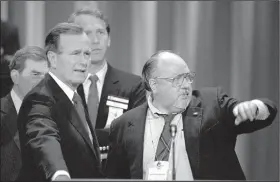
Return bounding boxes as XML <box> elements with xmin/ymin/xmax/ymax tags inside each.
<box><xmin>153</xmin><ymin>72</ymin><xmax>196</xmax><ymax>87</ymax></box>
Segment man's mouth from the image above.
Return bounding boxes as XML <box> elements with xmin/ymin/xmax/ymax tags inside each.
<box><xmin>74</xmin><ymin>69</ymin><xmax>86</xmax><ymax>73</ymax></box>
<box><xmin>180</xmin><ymin>92</ymin><xmax>190</xmax><ymax>98</ymax></box>
<box><xmin>91</xmin><ymin>49</ymin><xmax>102</xmax><ymax>54</ymax></box>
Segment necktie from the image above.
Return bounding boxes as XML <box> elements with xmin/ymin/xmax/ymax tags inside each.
<box><xmin>155</xmin><ymin>114</ymin><xmax>175</xmax><ymax>161</ymax></box>
<box><xmin>88</xmin><ymin>75</ymin><xmax>99</xmax><ymax>128</ymax></box>
<box><xmin>72</xmin><ymin>92</ymin><xmax>90</xmax><ymax>134</ymax></box>
<box><xmin>73</xmin><ymin>92</ymin><xmax>101</xmax><ymax>163</ymax></box>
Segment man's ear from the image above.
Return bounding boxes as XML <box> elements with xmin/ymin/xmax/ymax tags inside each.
<box><xmin>47</xmin><ymin>51</ymin><xmax>57</xmax><ymax>69</ymax></box>
<box><xmin>107</xmin><ymin>36</ymin><xmax>111</xmax><ymax>47</ymax></box>
<box><xmin>149</xmin><ymin>78</ymin><xmax>157</xmax><ymax>93</ymax></box>
<box><xmin>10</xmin><ymin>69</ymin><xmax>19</xmax><ymax>85</ymax></box>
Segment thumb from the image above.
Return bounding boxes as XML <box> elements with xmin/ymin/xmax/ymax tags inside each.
<box><xmin>235</xmin><ymin>116</ymin><xmax>242</xmax><ymax>125</ymax></box>
<box><xmin>233</xmin><ymin>105</ymin><xmax>239</xmax><ymax>117</ymax></box>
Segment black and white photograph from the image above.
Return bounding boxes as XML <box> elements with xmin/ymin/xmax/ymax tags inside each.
<box><xmin>0</xmin><ymin>1</ymin><xmax>279</xmax><ymax>181</ymax></box>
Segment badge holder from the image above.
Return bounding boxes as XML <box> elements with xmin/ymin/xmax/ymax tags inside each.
<box><xmin>145</xmin><ymin>161</ymin><xmax>170</xmax><ymax>180</ymax></box>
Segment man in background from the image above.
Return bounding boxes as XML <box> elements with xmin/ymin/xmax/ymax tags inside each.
<box><xmin>106</xmin><ymin>50</ymin><xmax>278</xmax><ymax>180</ymax></box>
<box><xmin>1</xmin><ymin>46</ymin><xmax>49</xmax><ymax>181</ymax></box>
<box><xmin>1</xmin><ymin>20</ymin><xmax>20</xmax><ymax>98</ymax></box>
<box><xmin>68</xmin><ymin>8</ymin><xmax>146</xmax><ymax>161</ymax></box>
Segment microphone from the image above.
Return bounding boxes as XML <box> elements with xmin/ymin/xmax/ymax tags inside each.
<box><xmin>170</xmin><ymin>124</ymin><xmax>177</xmax><ymax>180</ymax></box>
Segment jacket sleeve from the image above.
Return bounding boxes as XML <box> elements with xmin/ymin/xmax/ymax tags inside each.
<box><xmin>18</xmin><ymin>93</ymin><xmax>68</xmax><ymax>181</ymax></box>
<box><xmin>217</xmin><ymin>87</ymin><xmax>278</xmax><ymax>134</ymax></box>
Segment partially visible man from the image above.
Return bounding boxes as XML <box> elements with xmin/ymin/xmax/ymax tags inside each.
<box><xmin>17</xmin><ymin>23</ymin><xmax>103</xmax><ymax>182</ymax></box>
<box><xmin>68</xmin><ymin>9</ymin><xmax>146</xmax><ymax>156</ymax></box>
<box><xmin>1</xmin><ymin>46</ymin><xmax>49</xmax><ymax>181</ymax></box>
<box><xmin>1</xmin><ymin>20</ymin><xmax>21</xmax><ymax>98</ymax></box>
<box><xmin>105</xmin><ymin>50</ymin><xmax>278</xmax><ymax>180</ymax></box>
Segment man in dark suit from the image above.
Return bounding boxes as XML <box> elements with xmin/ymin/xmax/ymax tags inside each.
<box><xmin>17</xmin><ymin>23</ymin><xmax>103</xmax><ymax>182</ymax></box>
<box><xmin>1</xmin><ymin>46</ymin><xmax>49</xmax><ymax>181</ymax></box>
<box><xmin>67</xmin><ymin>9</ymin><xmax>146</xmax><ymax>159</ymax></box>
<box><xmin>105</xmin><ymin>50</ymin><xmax>278</xmax><ymax>180</ymax></box>
<box><xmin>1</xmin><ymin>20</ymin><xmax>20</xmax><ymax>98</ymax></box>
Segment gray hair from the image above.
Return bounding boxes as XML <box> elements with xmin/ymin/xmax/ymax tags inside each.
<box><xmin>45</xmin><ymin>22</ymin><xmax>84</xmax><ymax>53</ymax></box>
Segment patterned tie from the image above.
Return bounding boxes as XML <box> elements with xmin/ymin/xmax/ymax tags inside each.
<box><xmin>155</xmin><ymin>114</ymin><xmax>175</xmax><ymax>161</ymax></box>
<box><xmin>88</xmin><ymin>75</ymin><xmax>99</xmax><ymax>129</ymax></box>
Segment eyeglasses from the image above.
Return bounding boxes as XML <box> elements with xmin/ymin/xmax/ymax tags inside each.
<box><xmin>154</xmin><ymin>72</ymin><xmax>195</xmax><ymax>87</ymax></box>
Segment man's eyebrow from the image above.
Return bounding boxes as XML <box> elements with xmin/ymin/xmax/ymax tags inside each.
<box><xmin>70</xmin><ymin>49</ymin><xmax>82</xmax><ymax>53</ymax></box>
<box><xmin>96</xmin><ymin>27</ymin><xmax>106</xmax><ymax>31</ymax></box>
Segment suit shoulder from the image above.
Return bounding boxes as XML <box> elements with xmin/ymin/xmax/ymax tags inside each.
<box><xmin>0</xmin><ymin>94</ymin><xmax>11</xmax><ymax>113</ymax></box>
<box><xmin>22</xmin><ymin>82</ymin><xmax>55</xmax><ymax>105</ymax></box>
<box><xmin>112</xmin><ymin>103</ymin><xmax>147</xmax><ymax>127</ymax></box>
<box><xmin>110</xmin><ymin>67</ymin><xmax>142</xmax><ymax>82</ymax></box>
<box><xmin>192</xmin><ymin>87</ymin><xmax>228</xmax><ymax>105</ymax></box>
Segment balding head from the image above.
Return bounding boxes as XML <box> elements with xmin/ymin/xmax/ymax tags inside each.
<box><xmin>142</xmin><ymin>50</ymin><xmax>190</xmax><ymax>91</ymax></box>
<box><xmin>155</xmin><ymin>51</ymin><xmax>189</xmax><ymax>77</ymax></box>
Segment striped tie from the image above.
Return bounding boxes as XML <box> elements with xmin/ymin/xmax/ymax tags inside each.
<box><xmin>155</xmin><ymin>114</ymin><xmax>175</xmax><ymax>161</ymax></box>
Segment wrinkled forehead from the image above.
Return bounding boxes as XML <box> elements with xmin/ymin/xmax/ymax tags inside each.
<box><xmin>59</xmin><ymin>33</ymin><xmax>91</xmax><ymax>51</ymax></box>
<box><xmin>155</xmin><ymin>54</ymin><xmax>190</xmax><ymax>77</ymax></box>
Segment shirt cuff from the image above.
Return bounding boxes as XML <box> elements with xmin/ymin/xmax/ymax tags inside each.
<box><xmin>251</xmin><ymin>99</ymin><xmax>270</xmax><ymax>120</ymax></box>
<box><xmin>51</xmin><ymin>170</ymin><xmax>70</xmax><ymax>181</ymax></box>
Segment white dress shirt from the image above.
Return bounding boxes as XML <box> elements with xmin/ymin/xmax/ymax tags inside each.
<box><xmin>143</xmin><ymin>95</ymin><xmax>194</xmax><ymax>180</ymax></box>
<box><xmin>10</xmin><ymin>89</ymin><xmax>22</xmax><ymax>114</ymax></box>
<box><xmin>83</xmin><ymin>62</ymin><xmax>108</xmax><ymax>103</ymax></box>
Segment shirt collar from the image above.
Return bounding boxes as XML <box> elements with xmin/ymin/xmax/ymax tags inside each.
<box><xmin>147</xmin><ymin>94</ymin><xmax>169</xmax><ymax>117</ymax></box>
<box><xmin>10</xmin><ymin>89</ymin><xmax>22</xmax><ymax>114</ymax></box>
<box><xmin>48</xmin><ymin>71</ymin><xmax>75</xmax><ymax>102</ymax></box>
<box><xmin>84</xmin><ymin>61</ymin><xmax>108</xmax><ymax>85</ymax></box>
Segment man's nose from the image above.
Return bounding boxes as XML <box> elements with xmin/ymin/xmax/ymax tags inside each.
<box><xmin>180</xmin><ymin>78</ymin><xmax>190</xmax><ymax>89</ymax></box>
<box><xmin>79</xmin><ymin>53</ymin><xmax>90</xmax><ymax>65</ymax></box>
<box><xmin>91</xmin><ymin>34</ymin><xmax>100</xmax><ymax>44</ymax></box>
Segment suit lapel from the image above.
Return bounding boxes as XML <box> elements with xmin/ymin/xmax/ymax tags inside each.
<box><xmin>77</xmin><ymin>84</ymin><xmax>88</xmax><ymax>111</ymax></box>
<box><xmin>47</xmin><ymin>74</ymin><xmax>99</xmax><ymax>160</ymax></box>
<box><xmin>182</xmin><ymin>96</ymin><xmax>203</xmax><ymax>178</ymax></box>
<box><xmin>96</xmin><ymin>64</ymin><xmax>120</xmax><ymax>128</ymax></box>
<box><xmin>1</xmin><ymin>93</ymin><xmax>21</xmax><ymax>151</ymax></box>
<box><xmin>125</xmin><ymin>103</ymin><xmax>148</xmax><ymax>178</ymax></box>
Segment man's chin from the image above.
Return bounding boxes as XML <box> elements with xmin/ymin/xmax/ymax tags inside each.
<box><xmin>173</xmin><ymin>99</ymin><xmax>190</xmax><ymax>112</ymax></box>
<box><xmin>72</xmin><ymin>80</ymin><xmax>85</xmax><ymax>88</ymax></box>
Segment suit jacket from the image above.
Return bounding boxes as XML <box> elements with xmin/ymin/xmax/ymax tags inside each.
<box><xmin>17</xmin><ymin>74</ymin><xmax>103</xmax><ymax>182</ymax></box>
<box><xmin>0</xmin><ymin>93</ymin><xmax>21</xmax><ymax>181</ymax></box>
<box><xmin>105</xmin><ymin>87</ymin><xmax>277</xmax><ymax>180</ymax></box>
<box><xmin>78</xmin><ymin>64</ymin><xmax>146</xmax><ymax>146</ymax></box>
<box><xmin>1</xmin><ymin>20</ymin><xmax>20</xmax><ymax>98</ymax></box>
